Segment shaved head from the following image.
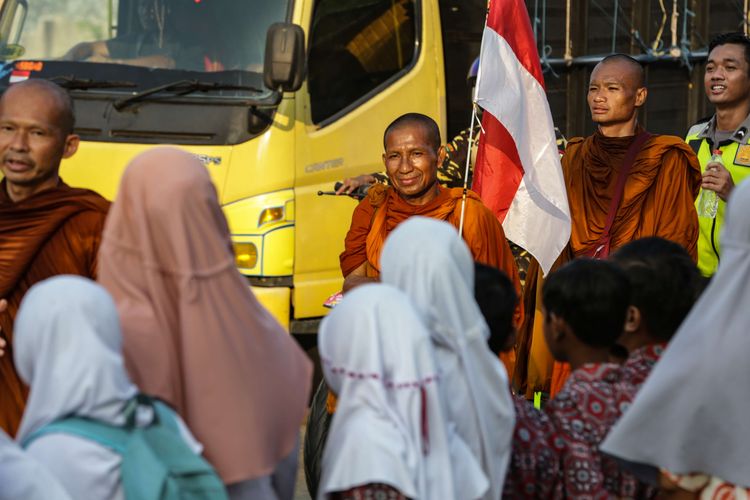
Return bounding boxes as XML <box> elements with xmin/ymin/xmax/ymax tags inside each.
<box><xmin>0</xmin><ymin>79</ymin><xmax>75</xmax><ymax>136</ymax></box>
<box><xmin>588</xmin><ymin>54</ymin><xmax>648</xmax><ymax>133</ymax></box>
<box><xmin>597</xmin><ymin>54</ymin><xmax>645</xmax><ymax>89</ymax></box>
<box><xmin>383</xmin><ymin>113</ymin><xmax>441</xmax><ymax>152</ymax></box>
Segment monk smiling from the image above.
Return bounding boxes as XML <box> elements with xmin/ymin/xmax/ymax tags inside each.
<box><xmin>339</xmin><ymin>113</ymin><xmax>523</xmax><ymax>354</ymax></box>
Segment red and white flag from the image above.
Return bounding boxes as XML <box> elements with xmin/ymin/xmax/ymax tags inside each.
<box><xmin>472</xmin><ymin>0</ymin><xmax>570</xmax><ymax>274</ymax></box>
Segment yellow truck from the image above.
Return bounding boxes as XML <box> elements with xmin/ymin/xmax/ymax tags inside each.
<box><xmin>0</xmin><ymin>0</ymin><xmax>485</xmax><ymax>335</ymax></box>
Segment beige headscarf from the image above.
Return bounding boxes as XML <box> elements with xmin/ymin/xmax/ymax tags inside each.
<box><xmin>98</xmin><ymin>147</ymin><xmax>312</xmax><ymax>484</ymax></box>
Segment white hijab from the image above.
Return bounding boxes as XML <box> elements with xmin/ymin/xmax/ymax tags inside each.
<box><xmin>380</xmin><ymin>217</ymin><xmax>515</xmax><ymax>500</ymax></box>
<box><xmin>601</xmin><ymin>179</ymin><xmax>750</xmax><ymax>487</ymax></box>
<box><xmin>318</xmin><ymin>284</ymin><xmax>488</xmax><ymax>500</ymax></box>
<box><xmin>0</xmin><ymin>429</ymin><xmax>72</xmax><ymax>500</ymax></box>
<box><xmin>14</xmin><ymin>275</ymin><xmax>138</xmax><ymax>444</ymax></box>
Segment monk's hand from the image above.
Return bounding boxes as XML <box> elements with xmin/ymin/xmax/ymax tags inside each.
<box><xmin>702</xmin><ymin>163</ymin><xmax>735</xmax><ymax>202</ymax></box>
<box><xmin>0</xmin><ymin>299</ymin><xmax>6</xmax><ymax>358</ymax></box>
<box><xmin>336</xmin><ymin>174</ymin><xmax>377</xmax><ymax>195</ymax></box>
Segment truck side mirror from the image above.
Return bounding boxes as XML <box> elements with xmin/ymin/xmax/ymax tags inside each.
<box><xmin>263</xmin><ymin>22</ymin><xmax>305</xmax><ymax>93</ymax></box>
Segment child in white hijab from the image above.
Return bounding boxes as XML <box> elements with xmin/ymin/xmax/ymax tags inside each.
<box><xmin>380</xmin><ymin>217</ymin><xmax>515</xmax><ymax>500</ymax></box>
<box><xmin>13</xmin><ymin>275</ymin><xmax>202</xmax><ymax>500</ymax></box>
<box><xmin>318</xmin><ymin>284</ymin><xmax>488</xmax><ymax>500</ymax></box>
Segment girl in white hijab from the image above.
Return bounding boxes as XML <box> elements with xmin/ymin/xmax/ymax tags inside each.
<box><xmin>0</xmin><ymin>428</ymin><xmax>71</xmax><ymax>500</ymax></box>
<box><xmin>318</xmin><ymin>284</ymin><xmax>488</xmax><ymax>500</ymax></box>
<box><xmin>13</xmin><ymin>275</ymin><xmax>201</xmax><ymax>500</ymax></box>
<box><xmin>380</xmin><ymin>217</ymin><xmax>515</xmax><ymax>500</ymax></box>
<box><xmin>601</xmin><ymin>179</ymin><xmax>750</xmax><ymax>489</ymax></box>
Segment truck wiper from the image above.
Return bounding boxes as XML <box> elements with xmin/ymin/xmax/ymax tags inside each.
<box><xmin>113</xmin><ymin>79</ymin><xmax>264</xmax><ymax>111</ymax></box>
<box><xmin>47</xmin><ymin>75</ymin><xmax>137</xmax><ymax>90</ymax></box>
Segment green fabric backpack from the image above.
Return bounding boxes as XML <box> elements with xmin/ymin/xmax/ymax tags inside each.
<box><xmin>22</xmin><ymin>394</ymin><xmax>228</xmax><ymax>500</ymax></box>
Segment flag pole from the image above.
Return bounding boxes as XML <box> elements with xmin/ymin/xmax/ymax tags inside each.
<box><xmin>458</xmin><ymin>92</ymin><xmax>482</xmax><ymax>237</ymax></box>
<box><xmin>459</xmin><ymin>5</ymin><xmax>490</xmax><ymax>238</ymax></box>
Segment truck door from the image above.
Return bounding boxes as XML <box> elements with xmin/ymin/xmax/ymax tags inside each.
<box><xmin>292</xmin><ymin>0</ymin><xmax>446</xmax><ymax>324</ymax></box>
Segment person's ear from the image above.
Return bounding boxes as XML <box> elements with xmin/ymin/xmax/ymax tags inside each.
<box><xmin>438</xmin><ymin>144</ymin><xmax>447</xmax><ymax>165</ymax></box>
<box><xmin>62</xmin><ymin>134</ymin><xmax>80</xmax><ymax>159</ymax></box>
<box><xmin>634</xmin><ymin>87</ymin><xmax>647</xmax><ymax>108</ymax></box>
<box><xmin>550</xmin><ymin>313</ymin><xmax>567</xmax><ymax>341</ymax></box>
<box><xmin>623</xmin><ymin>305</ymin><xmax>642</xmax><ymax>334</ymax></box>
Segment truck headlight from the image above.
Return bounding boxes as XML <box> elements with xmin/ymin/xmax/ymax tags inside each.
<box><xmin>258</xmin><ymin>206</ymin><xmax>285</xmax><ymax>227</ymax></box>
<box><xmin>233</xmin><ymin>242</ymin><xmax>258</xmax><ymax>269</ymax></box>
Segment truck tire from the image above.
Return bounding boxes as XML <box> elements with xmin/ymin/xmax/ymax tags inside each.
<box><xmin>304</xmin><ymin>379</ymin><xmax>332</xmax><ymax>497</ymax></box>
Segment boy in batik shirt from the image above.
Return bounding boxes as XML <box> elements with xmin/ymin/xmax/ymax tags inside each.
<box><xmin>474</xmin><ymin>263</ymin><xmax>562</xmax><ymax>498</ymax></box>
<box><xmin>610</xmin><ymin>237</ymin><xmax>705</xmax><ymax>389</ymax></box>
<box><xmin>541</xmin><ymin>259</ymin><xmax>653</xmax><ymax>498</ymax></box>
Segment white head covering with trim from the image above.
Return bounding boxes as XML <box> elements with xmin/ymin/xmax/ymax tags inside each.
<box><xmin>380</xmin><ymin>217</ymin><xmax>515</xmax><ymax>500</ymax></box>
<box><xmin>318</xmin><ymin>284</ymin><xmax>488</xmax><ymax>499</ymax></box>
<box><xmin>601</xmin><ymin>179</ymin><xmax>750</xmax><ymax>487</ymax></box>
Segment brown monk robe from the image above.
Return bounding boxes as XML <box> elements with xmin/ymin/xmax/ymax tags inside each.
<box><xmin>515</xmin><ymin>130</ymin><xmax>701</xmax><ymax>398</ymax></box>
<box><xmin>0</xmin><ymin>180</ymin><xmax>109</xmax><ymax>435</ymax></box>
<box><xmin>514</xmin><ymin>54</ymin><xmax>702</xmax><ymax>399</ymax></box>
<box><xmin>341</xmin><ymin>113</ymin><xmax>523</xmax><ymax>377</ymax></box>
<box><xmin>340</xmin><ymin>182</ymin><xmax>523</xmax><ymax>373</ymax></box>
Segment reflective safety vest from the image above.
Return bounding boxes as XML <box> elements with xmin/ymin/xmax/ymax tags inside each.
<box><xmin>686</xmin><ymin>122</ymin><xmax>750</xmax><ymax>276</ymax></box>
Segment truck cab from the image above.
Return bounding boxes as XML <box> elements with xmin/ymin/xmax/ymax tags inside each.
<box><xmin>0</xmin><ymin>0</ymin><xmax>484</xmax><ymax>334</ymax></box>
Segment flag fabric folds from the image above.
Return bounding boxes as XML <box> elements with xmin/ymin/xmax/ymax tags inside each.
<box><xmin>472</xmin><ymin>0</ymin><xmax>571</xmax><ymax>274</ymax></box>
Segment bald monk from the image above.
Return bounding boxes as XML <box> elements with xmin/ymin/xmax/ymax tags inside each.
<box><xmin>0</xmin><ymin>80</ymin><xmax>109</xmax><ymax>435</ymax></box>
<box><xmin>515</xmin><ymin>54</ymin><xmax>701</xmax><ymax>399</ymax></box>
<box><xmin>340</xmin><ymin>113</ymin><xmax>523</xmax><ymax>365</ymax></box>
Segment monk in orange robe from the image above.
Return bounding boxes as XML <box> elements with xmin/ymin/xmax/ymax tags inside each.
<box><xmin>340</xmin><ymin>113</ymin><xmax>523</xmax><ymax>373</ymax></box>
<box><xmin>515</xmin><ymin>55</ymin><xmax>701</xmax><ymax>398</ymax></box>
<box><xmin>0</xmin><ymin>80</ymin><xmax>109</xmax><ymax>435</ymax></box>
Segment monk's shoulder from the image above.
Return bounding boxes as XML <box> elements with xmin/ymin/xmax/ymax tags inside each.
<box><xmin>560</xmin><ymin>136</ymin><xmax>588</xmax><ymax>173</ymax></box>
<box><xmin>346</xmin><ymin>188</ymin><xmax>381</xmax><ymax>232</ymax></box>
<box><xmin>59</xmin><ymin>183</ymin><xmax>111</xmax><ymax>213</ymax></box>
<box><xmin>645</xmin><ymin>134</ymin><xmax>695</xmax><ymax>157</ymax></box>
<box><xmin>644</xmin><ymin>134</ymin><xmax>701</xmax><ymax>173</ymax></box>
<box><xmin>61</xmin><ymin>209</ymin><xmax>107</xmax><ymax>241</ymax></box>
<box><xmin>565</xmin><ymin>136</ymin><xmax>586</xmax><ymax>149</ymax></box>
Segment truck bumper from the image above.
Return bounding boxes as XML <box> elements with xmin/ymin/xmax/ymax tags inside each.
<box><xmin>251</xmin><ymin>286</ymin><xmax>291</xmax><ymax>331</ymax></box>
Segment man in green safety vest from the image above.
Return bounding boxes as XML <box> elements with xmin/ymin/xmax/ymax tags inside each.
<box><xmin>686</xmin><ymin>32</ymin><xmax>750</xmax><ymax>276</ymax></box>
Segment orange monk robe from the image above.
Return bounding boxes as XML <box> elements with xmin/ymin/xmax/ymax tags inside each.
<box><xmin>515</xmin><ymin>131</ymin><xmax>701</xmax><ymax>398</ymax></box>
<box><xmin>0</xmin><ymin>180</ymin><xmax>109</xmax><ymax>436</ymax></box>
<box><xmin>340</xmin><ymin>184</ymin><xmax>523</xmax><ymax>374</ymax></box>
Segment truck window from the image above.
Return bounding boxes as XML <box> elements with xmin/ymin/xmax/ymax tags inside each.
<box><xmin>3</xmin><ymin>0</ymin><xmax>289</xmax><ymax>74</ymax></box>
<box><xmin>308</xmin><ymin>0</ymin><xmax>418</xmax><ymax>125</ymax></box>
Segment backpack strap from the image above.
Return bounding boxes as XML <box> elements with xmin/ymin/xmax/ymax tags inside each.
<box><xmin>153</xmin><ymin>400</ymin><xmax>181</xmax><ymax>433</ymax></box>
<box><xmin>21</xmin><ymin>417</ymin><xmax>131</xmax><ymax>455</ymax></box>
<box><xmin>20</xmin><ymin>394</ymin><xmax>176</xmax><ymax>454</ymax></box>
<box><xmin>589</xmin><ymin>131</ymin><xmax>652</xmax><ymax>258</ymax></box>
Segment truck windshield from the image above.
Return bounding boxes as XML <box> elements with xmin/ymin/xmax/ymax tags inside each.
<box><xmin>0</xmin><ymin>0</ymin><xmax>290</xmax><ymax>76</ymax></box>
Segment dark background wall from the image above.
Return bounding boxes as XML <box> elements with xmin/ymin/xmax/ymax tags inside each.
<box><xmin>440</xmin><ymin>0</ymin><xmax>744</xmax><ymax>139</ymax></box>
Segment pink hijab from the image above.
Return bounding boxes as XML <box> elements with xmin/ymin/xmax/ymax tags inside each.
<box><xmin>98</xmin><ymin>147</ymin><xmax>312</xmax><ymax>484</ymax></box>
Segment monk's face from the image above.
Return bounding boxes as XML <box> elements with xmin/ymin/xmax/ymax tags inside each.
<box><xmin>383</xmin><ymin>123</ymin><xmax>445</xmax><ymax>206</ymax></box>
<box><xmin>587</xmin><ymin>60</ymin><xmax>646</xmax><ymax>127</ymax></box>
<box><xmin>705</xmin><ymin>43</ymin><xmax>750</xmax><ymax>109</ymax></box>
<box><xmin>0</xmin><ymin>85</ymin><xmax>78</xmax><ymax>192</ymax></box>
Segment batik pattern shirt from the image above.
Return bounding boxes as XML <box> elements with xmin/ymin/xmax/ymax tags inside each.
<box><xmin>544</xmin><ymin>363</ymin><xmax>654</xmax><ymax>499</ymax></box>
<box><xmin>621</xmin><ymin>344</ymin><xmax>665</xmax><ymax>390</ymax></box>
<box><xmin>503</xmin><ymin>396</ymin><xmax>563</xmax><ymax>499</ymax></box>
